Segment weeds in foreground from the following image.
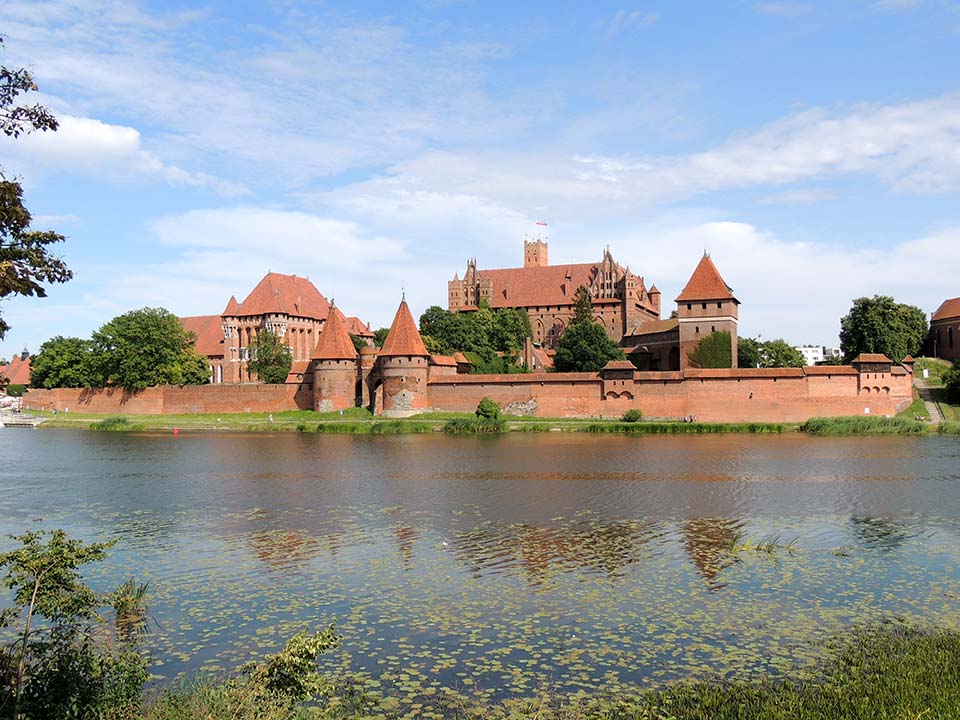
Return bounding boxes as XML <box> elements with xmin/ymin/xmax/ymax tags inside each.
<box><xmin>91</xmin><ymin>416</ymin><xmax>145</xmax><ymax>431</ymax></box>
<box><xmin>801</xmin><ymin>416</ymin><xmax>926</xmax><ymax>436</ymax></box>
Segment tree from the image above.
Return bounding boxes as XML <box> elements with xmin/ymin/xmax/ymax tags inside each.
<box><xmin>761</xmin><ymin>339</ymin><xmax>805</xmax><ymax>368</ymax></box>
<box><xmin>840</xmin><ymin>295</ymin><xmax>928</xmax><ymax>362</ymax></box>
<box><xmin>490</xmin><ymin>307</ymin><xmax>532</xmax><ymax>354</ymax></box>
<box><xmin>29</xmin><ymin>336</ymin><xmax>95</xmax><ymax>388</ymax></box>
<box><xmin>476</xmin><ymin>397</ymin><xmax>500</xmax><ymax>419</ymax></box>
<box><xmin>737</xmin><ymin>337</ymin><xmax>763</xmax><ymax>368</ymax></box>
<box><xmin>688</xmin><ymin>331</ymin><xmax>733</xmax><ymax>369</ymax></box>
<box><xmin>372</xmin><ymin>327</ymin><xmax>390</xmax><ymax>348</ymax></box>
<box><xmin>88</xmin><ymin>308</ymin><xmax>209</xmax><ymax>391</ymax></box>
<box><xmin>1</xmin><ymin>38</ymin><xmax>70</xmax><ymax>339</ymax></box>
<box><xmin>572</xmin><ymin>285</ymin><xmax>593</xmax><ymax>325</ymax></box>
<box><xmin>944</xmin><ymin>363</ymin><xmax>960</xmax><ymax>404</ymax></box>
<box><xmin>554</xmin><ymin>322</ymin><xmax>625</xmax><ymax>372</ymax></box>
<box><xmin>418</xmin><ymin>305</ymin><xmax>532</xmax><ymax>359</ymax></box>
<box><xmin>349</xmin><ymin>333</ymin><xmax>366</xmax><ymax>353</ymax></box>
<box><xmin>247</xmin><ymin>330</ymin><xmax>292</xmax><ymax>384</ymax></box>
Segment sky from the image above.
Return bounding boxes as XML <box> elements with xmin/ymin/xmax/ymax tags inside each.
<box><xmin>1</xmin><ymin>0</ymin><xmax>959</xmax><ymax>360</ymax></box>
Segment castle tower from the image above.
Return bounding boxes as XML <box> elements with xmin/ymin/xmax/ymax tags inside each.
<box><xmin>221</xmin><ymin>295</ymin><xmax>241</xmax><ymax>383</ymax></box>
<box><xmin>524</xmin><ymin>239</ymin><xmax>549</xmax><ymax>268</ymax></box>
<box><xmin>675</xmin><ymin>254</ymin><xmax>739</xmax><ymax>370</ymax></box>
<box><xmin>377</xmin><ymin>298</ymin><xmax>430</xmax><ymax>417</ymax></box>
<box><xmin>648</xmin><ymin>285</ymin><xmax>661</xmax><ymax>316</ymax></box>
<box><xmin>311</xmin><ymin>304</ymin><xmax>358</xmax><ymax>412</ymax></box>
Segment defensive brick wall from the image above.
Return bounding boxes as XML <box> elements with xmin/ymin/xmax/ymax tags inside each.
<box><xmin>24</xmin><ymin>383</ymin><xmax>312</xmax><ymax>414</ymax></box>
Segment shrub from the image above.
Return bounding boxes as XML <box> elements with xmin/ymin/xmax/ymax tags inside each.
<box><xmin>944</xmin><ymin>363</ymin><xmax>960</xmax><ymax>403</ymax></box>
<box><xmin>445</xmin><ymin>417</ymin><xmax>506</xmax><ymax>434</ymax></box>
<box><xmin>622</xmin><ymin>409</ymin><xmax>643</xmax><ymax>423</ymax></box>
<box><xmin>476</xmin><ymin>397</ymin><xmax>500</xmax><ymax>419</ymax></box>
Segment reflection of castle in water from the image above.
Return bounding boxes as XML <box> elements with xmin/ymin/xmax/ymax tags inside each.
<box><xmin>682</xmin><ymin>517</ymin><xmax>744</xmax><ymax>588</ymax></box>
<box><xmin>450</xmin><ymin>520</ymin><xmax>663</xmax><ymax>583</ymax></box>
<box><xmin>849</xmin><ymin>516</ymin><xmax>912</xmax><ymax>551</ymax></box>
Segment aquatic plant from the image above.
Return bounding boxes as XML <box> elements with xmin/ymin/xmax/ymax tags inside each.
<box><xmin>800</xmin><ymin>416</ymin><xmax>926</xmax><ymax>435</ymax></box>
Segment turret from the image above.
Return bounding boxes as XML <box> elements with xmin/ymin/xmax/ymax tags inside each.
<box><xmin>675</xmin><ymin>254</ymin><xmax>739</xmax><ymax>370</ymax></box>
<box><xmin>376</xmin><ymin>298</ymin><xmax>430</xmax><ymax>417</ymax></box>
<box><xmin>311</xmin><ymin>304</ymin><xmax>358</xmax><ymax>412</ymax></box>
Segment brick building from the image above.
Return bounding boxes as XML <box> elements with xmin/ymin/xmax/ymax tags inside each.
<box><xmin>930</xmin><ymin>297</ymin><xmax>960</xmax><ymax>362</ymax></box>
<box><xmin>181</xmin><ymin>272</ymin><xmax>373</xmax><ymax>384</ymax></box>
<box><xmin>448</xmin><ymin>240</ymin><xmax>661</xmax><ymax>347</ymax></box>
<box><xmin>0</xmin><ymin>349</ymin><xmax>31</xmax><ymax>390</ymax></box>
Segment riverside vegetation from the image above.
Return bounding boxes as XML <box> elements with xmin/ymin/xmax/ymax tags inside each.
<box><xmin>3</xmin><ymin>530</ymin><xmax>960</xmax><ymax>720</ymax></box>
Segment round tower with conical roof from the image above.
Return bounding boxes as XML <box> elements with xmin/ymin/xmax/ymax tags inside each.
<box><xmin>376</xmin><ymin>298</ymin><xmax>431</xmax><ymax>416</ymax></box>
<box><xmin>311</xmin><ymin>304</ymin><xmax>359</xmax><ymax>412</ymax></box>
<box><xmin>675</xmin><ymin>253</ymin><xmax>739</xmax><ymax>370</ymax></box>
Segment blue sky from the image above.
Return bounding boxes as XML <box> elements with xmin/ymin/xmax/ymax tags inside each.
<box><xmin>1</xmin><ymin>0</ymin><xmax>959</xmax><ymax>359</ymax></box>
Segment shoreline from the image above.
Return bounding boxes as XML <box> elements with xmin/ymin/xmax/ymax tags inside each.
<box><xmin>22</xmin><ymin>410</ymin><xmax>960</xmax><ymax>436</ymax></box>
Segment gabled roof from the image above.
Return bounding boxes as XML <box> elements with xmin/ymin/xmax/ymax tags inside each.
<box><xmin>380</xmin><ymin>300</ymin><xmax>429</xmax><ymax>356</ymax></box>
<box><xmin>1</xmin><ymin>354</ymin><xmax>31</xmax><ymax>385</ymax></box>
<box><xmin>222</xmin><ymin>295</ymin><xmax>240</xmax><ymax>315</ymax></box>
<box><xmin>466</xmin><ymin>263</ymin><xmax>601</xmax><ymax>308</ymax></box>
<box><xmin>625</xmin><ymin>318</ymin><xmax>679</xmax><ymax>337</ymax></box>
<box><xmin>311</xmin><ymin>307</ymin><xmax>357</xmax><ymax>360</ymax></box>
<box><xmin>603</xmin><ymin>360</ymin><xmax>637</xmax><ymax>371</ymax></box>
<box><xmin>344</xmin><ymin>316</ymin><xmax>373</xmax><ymax>337</ymax></box>
<box><xmin>430</xmin><ymin>355</ymin><xmax>458</xmax><ymax>367</ymax></box>
<box><xmin>236</xmin><ymin>272</ymin><xmax>330</xmax><ymax>319</ymax></box>
<box><xmin>851</xmin><ymin>353</ymin><xmax>891</xmax><ymax>364</ymax></box>
<box><xmin>180</xmin><ymin>314</ymin><xmax>225</xmax><ymax>358</ymax></box>
<box><xmin>675</xmin><ymin>254</ymin><xmax>737</xmax><ymax>303</ymax></box>
<box><xmin>932</xmin><ymin>297</ymin><xmax>960</xmax><ymax>322</ymax></box>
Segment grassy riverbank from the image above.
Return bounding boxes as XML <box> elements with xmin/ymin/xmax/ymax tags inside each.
<box><xmin>108</xmin><ymin>623</ymin><xmax>960</xmax><ymax>719</ymax></box>
<box><xmin>33</xmin><ymin>407</ymin><xmax>960</xmax><ymax>436</ymax></box>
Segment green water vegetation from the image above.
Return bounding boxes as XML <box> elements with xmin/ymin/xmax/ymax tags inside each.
<box><xmin>5</xmin><ymin>532</ymin><xmax>960</xmax><ymax>719</ymax></box>
<box><xmin>801</xmin><ymin>416</ymin><xmax>928</xmax><ymax>436</ymax></box>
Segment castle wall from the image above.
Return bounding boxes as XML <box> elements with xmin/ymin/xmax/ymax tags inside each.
<box><xmin>313</xmin><ymin>359</ymin><xmax>358</xmax><ymax>412</ymax></box>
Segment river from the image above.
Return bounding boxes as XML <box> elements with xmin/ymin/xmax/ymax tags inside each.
<box><xmin>2</xmin><ymin>429</ymin><xmax>959</xmax><ymax>698</ymax></box>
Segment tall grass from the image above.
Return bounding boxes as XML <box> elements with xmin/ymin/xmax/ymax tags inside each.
<box><xmin>313</xmin><ymin>421</ymin><xmax>436</xmax><ymax>434</ymax></box>
<box><xmin>584</xmin><ymin>421</ymin><xmax>787</xmax><ymax>434</ymax></box>
<box><xmin>90</xmin><ymin>416</ymin><xmax>145</xmax><ymax>432</ymax></box>
<box><xmin>443</xmin><ymin>417</ymin><xmax>506</xmax><ymax>435</ymax></box>
<box><xmin>937</xmin><ymin>421</ymin><xmax>960</xmax><ymax>435</ymax></box>
<box><xmin>801</xmin><ymin>416</ymin><xmax>927</xmax><ymax>436</ymax></box>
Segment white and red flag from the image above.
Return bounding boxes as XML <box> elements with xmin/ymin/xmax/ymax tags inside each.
<box><xmin>535</xmin><ymin>220</ymin><xmax>548</xmax><ymax>227</ymax></box>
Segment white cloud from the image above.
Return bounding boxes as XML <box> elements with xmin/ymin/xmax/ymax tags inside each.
<box><xmin>0</xmin><ymin>115</ymin><xmax>248</xmax><ymax>196</ymax></box>
<box><xmin>605</xmin><ymin>10</ymin><xmax>658</xmax><ymax>37</ymax></box>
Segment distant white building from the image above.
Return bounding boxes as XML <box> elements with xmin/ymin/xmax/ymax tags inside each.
<box><xmin>795</xmin><ymin>345</ymin><xmax>824</xmax><ymax>366</ymax></box>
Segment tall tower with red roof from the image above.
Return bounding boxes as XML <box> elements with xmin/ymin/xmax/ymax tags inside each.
<box><xmin>311</xmin><ymin>304</ymin><xmax>358</xmax><ymax>411</ymax></box>
<box><xmin>675</xmin><ymin>254</ymin><xmax>739</xmax><ymax>370</ymax></box>
<box><xmin>376</xmin><ymin>297</ymin><xmax>431</xmax><ymax>416</ymax></box>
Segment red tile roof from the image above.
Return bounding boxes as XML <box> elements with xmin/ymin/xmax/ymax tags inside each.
<box><xmin>475</xmin><ymin>263</ymin><xmax>602</xmax><ymax>308</ymax></box>
<box><xmin>932</xmin><ymin>297</ymin><xmax>960</xmax><ymax>322</ymax></box>
<box><xmin>675</xmin><ymin>254</ymin><xmax>737</xmax><ymax>302</ymax></box>
<box><xmin>901</xmin><ymin>355</ymin><xmax>915</xmax><ymax>363</ymax></box>
<box><xmin>311</xmin><ymin>307</ymin><xmax>358</xmax><ymax>360</ymax></box>
<box><xmin>1</xmin><ymin>354</ymin><xmax>31</xmax><ymax>385</ymax></box>
<box><xmin>851</xmin><ymin>353</ymin><xmax>891</xmax><ymax>363</ymax></box>
<box><xmin>452</xmin><ymin>351</ymin><xmax>470</xmax><ymax>364</ymax></box>
<box><xmin>626</xmin><ymin>318</ymin><xmax>679</xmax><ymax>336</ymax></box>
<box><xmin>222</xmin><ymin>295</ymin><xmax>240</xmax><ymax>315</ymax></box>
<box><xmin>380</xmin><ymin>300</ymin><xmax>429</xmax><ymax>356</ymax></box>
<box><xmin>236</xmin><ymin>273</ymin><xmax>330</xmax><ymax>319</ymax></box>
<box><xmin>180</xmin><ymin>314</ymin><xmax>225</xmax><ymax>358</ymax></box>
<box><xmin>603</xmin><ymin>360</ymin><xmax>637</xmax><ymax>371</ymax></box>
<box><xmin>803</xmin><ymin>366</ymin><xmax>858</xmax><ymax>376</ymax></box>
<box><xmin>430</xmin><ymin>355</ymin><xmax>458</xmax><ymax>367</ymax></box>
<box><xmin>344</xmin><ymin>316</ymin><xmax>373</xmax><ymax>337</ymax></box>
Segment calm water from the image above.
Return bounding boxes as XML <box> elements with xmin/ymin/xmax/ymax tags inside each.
<box><xmin>2</xmin><ymin>429</ymin><xmax>960</xmax><ymax>698</ymax></box>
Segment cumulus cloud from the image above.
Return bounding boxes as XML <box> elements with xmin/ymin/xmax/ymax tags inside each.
<box><xmin>0</xmin><ymin>115</ymin><xmax>247</xmax><ymax>197</ymax></box>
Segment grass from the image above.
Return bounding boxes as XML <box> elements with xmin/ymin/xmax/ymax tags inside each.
<box><xmin>896</xmin><ymin>392</ymin><xmax>930</xmax><ymax>421</ymax></box>
<box><xmin>583</xmin><ymin>421</ymin><xmax>787</xmax><ymax>434</ymax></box>
<box><xmin>443</xmin><ymin>417</ymin><xmax>507</xmax><ymax>434</ymax></box>
<box><xmin>113</xmin><ymin>623</ymin><xmax>960</xmax><ymax>720</ymax></box>
<box><xmin>914</xmin><ymin>356</ymin><xmax>953</xmax><ymax>386</ymax></box>
<box><xmin>90</xmin><ymin>416</ymin><xmax>146</xmax><ymax>431</ymax></box>
<box><xmin>800</xmin><ymin>416</ymin><xmax>927</xmax><ymax>436</ymax></box>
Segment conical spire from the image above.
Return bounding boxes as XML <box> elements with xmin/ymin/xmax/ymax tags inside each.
<box><xmin>222</xmin><ymin>295</ymin><xmax>240</xmax><ymax>315</ymax></box>
<box><xmin>675</xmin><ymin>254</ymin><xmax>737</xmax><ymax>302</ymax></box>
<box><xmin>380</xmin><ymin>299</ymin><xmax>429</xmax><ymax>357</ymax></box>
<box><xmin>311</xmin><ymin>305</ymin><xmax>358</xmax><ymax>360</ymax></box>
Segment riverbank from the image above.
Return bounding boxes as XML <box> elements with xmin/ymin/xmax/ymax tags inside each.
<box><xmin>28</xmin><ymin>408</ymin><xmax>960</xmax><ymax>435</ymax></box>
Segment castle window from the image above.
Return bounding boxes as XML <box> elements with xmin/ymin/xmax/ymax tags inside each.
<box><xmin>711</xmin><ymin>326</ymin><xmax>716</xmax><ymax>333</ymax></box>
<box><xmin>717</xmin><ymin>302</ymin><xmax>722</xmax><ymax>309</ymax></box>
<box><xmin>702</xmin><ymin>303</ymin><xmax>707</xmax><ymax>310</ymax></box>
<box><xmin>950</xmin><ymin>327</ymin><xmax>954</xmax><ymax>349</ymax></box>
<box><xmin>695</xmin><ymin>326</ymin><xmax>700</xmax><ymax>334</ymax></box>
<box><xmin>687</xmin><ymin>304</ymin><xmax>692</xmax><ymax>310</ymax></box>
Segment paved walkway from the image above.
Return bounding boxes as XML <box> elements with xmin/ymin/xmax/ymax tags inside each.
<box><xmin>914</xmin><ymin>377</ymin><xmax>944</xmax><ymax>423</ymax></box>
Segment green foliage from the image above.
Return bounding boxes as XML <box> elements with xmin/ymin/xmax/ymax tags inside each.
<box><xmin>444</xmin><ymin>417</ymin><xmax>506</xmax><ymax>434</ymax></box>
<box><xmin>247</xmin><ymin>330</ymin><xmax>293</xmax><ymax>384</ymax></box>
<box><xmin>942</xmin><ymin>363</ymin><xmax>960</xmax><ymax>403</ymax></box>
<box><xmin>420</xmin><ymin>333</ymin><xmax>444</xmax><ymax>355</ymax></box>
<box><xmin>372</xmin><ymin>327</ymin><xmax>389</xmax><ymax>348</ymax></box>
<box><xmin>349</xmin><ymin>334</ymin><xmax>366</xmax><ymax>353</ymax></box>
<box><xmin>419</xmin><ymin>305</ymin><xmax>532</xmax><ymax>358</ymax></box>
<box><xmin>622</xmin><ymin>409</ymin><xmax>643</xmax><ymax>422</ymax></box>
<box><xmin>87</xmin><ymin>308</ymin><xmax>210</xmax><ymax>391</ymax></box>
<box><xmin>738</xmin><ymin>338</ymin><xmax>805</xmax><ymax>368</ymax></box>
<box><xmin>475</xmin><ymin>397</ymin><xmax>500</xmax><ymax>419</ymax></box>
<box><xmin>91</xmin><ymin>416</ymin><xmax>145</xmax><ymax>431</ymax></box>
<box><xmin>254</xmin><ymin>627</ymin><xmax>339</xmax><ymax>701</ymax></box>
<box><xmin>585</xmin><ymin>421</ymin><xmax>786</xmax><ymax>434</ymax></box>
<box><xmin>554</xmin><ymin>321</ymin><xmax>625</xmax><ymax>373</ymax></box>
<box><xmin>1</xmin><ymin>39</ymin><xmax>70</xmax><ymax>340</ymax></box>
<box><xmin>687</xmin><ymin>331</ymin><xmax>732</xmax><ymax>369</ymax></box>
<box><xmin>4</xmin><ymin>383</ymin><xmax>24</xmax><ymax>397</ymax></box>
<box><xmin>801</xmin><ymin>416</ymin><xmax>927</xmax><ymax>435</ymax></box>
<box><xmin>737</xmin><ymin>337</ymin><xmax>762</xmax><ymax>368</ymax></box>
<box><xmin>572</xmin><ymin>285</ymin><xmax>593</xmax><ymax>325</ymax></box>
<box><xmin>840</xmin><ymin>295</ymin><xmax>928</xmax><ymax>362</ymax></box>
<box><xmin>29</xmin><ymin>336</ymin><xmax>95</xmax><ymax>388</ymax></box>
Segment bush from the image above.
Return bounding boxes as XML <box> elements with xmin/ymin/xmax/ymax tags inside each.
<box><xmin>476</xmin><ymin>397</ymin><xmax>500</xmax><ymax>419</ymax></box>
<box><xmin>944</xmin><ymin>363</ymin><xmax>960</xmax><ymax>403</ymax></box>
<box><xmin>444</xmin><ymin>417</ymin><xmax>506</xmax><ymax>434</ymax></box>
<box><xmin>622</xmin><ymin>409</ymin><xmax>643</xmax><ymax>422</ymax></box>
<box><xmin>91</xmin><ymin>416</ymin><xmax>144</xmax><ymax>431</ymax></box>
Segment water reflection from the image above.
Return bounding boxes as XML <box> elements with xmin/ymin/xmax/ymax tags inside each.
<box><xmin>682</xmin><ymin>517</ymin><xmax>744</xmax><ymax>588</ymax></box>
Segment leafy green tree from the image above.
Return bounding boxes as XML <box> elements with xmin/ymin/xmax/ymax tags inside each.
<box><xmin>29</xmin><ymin>336</ymin><xmax>95</xmax><ymax>388</ymax></box>
<box><xmin>421</xmin><ymin>333</ymin><xmax>444</xmax><ymax>355</ymax></box>
<box><xmin>1</xmin><ymin>39</ymin><xmax>71</xmax><ymax>339</ymax></box>
<box><xmin>760</xmin><ymin>339</ymin><xmax>805</xmax><ymax>368</ymax></box>
<box><xmin>554</xmin><ymin>322</ymin><xmax>625</xmax><ymax>372</ymax></box>
<box><xmin>419</xmin><ymin>305</ymin><xmax>532</xmax><ymax>358</ymax></box>
<box><xmin>88</xmin><ymin>308</ymin><xmax>209</xmax><ymax>391</ymax></box>
<box><xmin>688</xmin><ymin>331</ymin><xmax>733</xmax><ymax>369</ymax></box>
<box><xmin>373</xmin><ymin>327</ymin><xmax>390</xmax><ymax>347</ymax></box>
<box><xmin>737</xmin><ymin>337</ymin><xmax>763</xmax><ymax>368</ymax></box>
<box><xmin>572</xmin><ymin>285</ymin><xmax>594</xmax><ymax>325</ymax></box>
<box><xmin>247</xmin><ymin>330</ymin><xmax>293</xmax><ymax>384</ymax></box>
<box><xmin>840</xmin><ymin>295</ymin><xmax>928</xmax><ymax>362</ymax></box>
<box><xmin>476</xmin><ymin>397</ymin><xmax>501</xmax><ymax>419</ymax></box>
<box><xmin>349</xmin><ymin>333</ymin><xmax>366</xmax><ymax>353</ymax></box>
<box><xmin>944</xmin><ymin>363</ymin><xmax>960</xmax><ymax>403</ymax></box>
<box><xmin>0</xmin><ymin>530</ymin><xmax>149</xmax><ymax>720</ymax></box>
<box><xmin>491</xmin><ymin>307</ymin><xmax>532</xmax><ymax>354</ymax></box>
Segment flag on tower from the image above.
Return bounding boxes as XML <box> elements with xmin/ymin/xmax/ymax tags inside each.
<box><xmin>535</xmin><ymin>220</ymin><xmax>548</xmax><ymax>227</ymax></box>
